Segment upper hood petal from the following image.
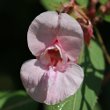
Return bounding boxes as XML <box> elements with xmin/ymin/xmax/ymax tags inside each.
<box><xmin>27</xmin><ymin>11</ymin><xmax>59</xmax><ymax>56</ymax></box>
<box><xmin>27</xmin><ymin>11</ymin><xmax>83</xmax><ymax>59</ymax></box>
<box><xmin>58</xmin><ymin>13</ymin><xmax>84</xmax><ymax>61</ymax></box>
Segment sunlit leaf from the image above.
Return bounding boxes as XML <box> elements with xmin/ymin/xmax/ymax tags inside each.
<box><xmin>99</xmin><ymin>0</ymin><xmax>108</xmax><ymax>4</ymax></box>
<box><xmin>41</xmin><ymin>0</ymin><xmax>89</xmax><ymax>10</ymax></box>
<box><xmin>76</xmin><ymin>0</ymin><xmax>89</xmax><ymax>7</ymax></box>
<box><xmin>41</xmin><ymin>0</ymin><xmax>69</xmax><ymax>11</ymax></box>
<box><xmin>88</xmin><ymin>40</ymin><xmax>105</xmax><ymax>70</ymax></box>
<box><xmin>0</xmin><ymin>91</ymin><xmax>38</xmax><ymax>110</ymax></box>
<box><xmin>103</xmin><ymin>14</ymin><xmax>110</xmax><ymax>22</ymax></box>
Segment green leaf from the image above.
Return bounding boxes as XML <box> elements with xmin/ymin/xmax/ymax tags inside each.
<box><xmin>88</xmin><ymin>40</ymin><xmax>105</xmax><ymax>70</ymax></box>
<box><xmin>103</xmin><ymin>14</ymin><xmax>110</xmax><ymax>22</ymax></box>
<box><xmin>44</xmin><ymin>40</ymin><xmax>105</xmax><ymax>110</ymax></box>
<box><xmin>41</xmin><ymin>0</ymin><xmax>90</xmax><ymax>10</ymax></box>
<box><xmin>0</xmin><ymin>91</ymin><xmax>38</xmax><ymax>110</ymax></box>
<box><xmin>45</xmin><ymin>96</ymin><xmax>76</xmax><ymax>110</ymax></box>
<box><xmin>41</xmin><ymin>0</ymin><xmax>69</xmax><ymax>11</ymax></box>
<box><xmin>76</xmin><ymin>0</ymin><xmax>89</xmax><ymax>7</ymax></box>
<box><xmin>99</xmin><ymin>0</ymin><xmax>108</xmax><ymax>4</ymax></box>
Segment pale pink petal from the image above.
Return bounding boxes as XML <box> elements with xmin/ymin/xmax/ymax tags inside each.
<box><xmin>58</xmin><ymin>13</ymin><xmax>84</xmax><ymax>61</ymax></box>
<box><xmin>20</xmin><ymin>59</ymin><xmax>49</xmax><ymax>103</ymax></box>
<box><xmin>27</xmin><ymin>11</ymin><xmax>83</xmax><ymax>59</ymax></box>
<box><xmin>20</xmin><ymin>59</ymin><xmax>84</xmax><ymax>105</ymax></box>
<box><xmin>27</xmin><ymin>11</ymin><xmax>59</xmax><ymax>56</ymax></box>
<box><xmin>45</xmin><ymin>63</ymin><xmax>84</xmax><ymax>105</ymax></box>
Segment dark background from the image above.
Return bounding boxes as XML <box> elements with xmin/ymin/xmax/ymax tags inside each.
<box><xmin>0</xmin><ymin>0</ymin><xmax>45</xmax><ymax>90</ymax></box>
<box><xmin>0</xmin><ymin>0</ymin><xmax>110</xmax><ymax>110</ymax></box>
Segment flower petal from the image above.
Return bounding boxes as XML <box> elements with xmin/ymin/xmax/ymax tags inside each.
<box><xmin>27</xmin><ymin>11</ymin><xmax>83</xmax><ymax>60</ymax></box>
<box><xmin>20</xmin><ymin>59</ymin><xmax>49</xmax><ymax>103</ymax></box>
<box><xmin>20</xmin><ymin>59</ymin><xmax>84</xmax><ymax>105</ymax></box>
<box><xmin>45</xmin><ymin>63</ymin><xmax>84</xmax><ymax>105</ymax></box>
<box><xmin>27</xmin><ymin>11</ymin><xmax>59</xmax><ymax>56</ymax></box>
<box><xmin>58</xmin><ymin>13</ymin><xmax>84</xmax><ymax>61</ymax></box>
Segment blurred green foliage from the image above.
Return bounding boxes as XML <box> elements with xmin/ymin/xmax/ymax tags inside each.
<box><xmin>104</xmin><ymin>14</ymin><xmax>110</xmax><ymax>22</ymax></box>
<box><xmin>41</xmin><ymin>0</ymin><xmax>69</xmax><ymax>10</ymax></box>
<box><xmin>0</xmin><ymin>91</ymin><xmax>38</xmax><ymax>110</ymax></box>
<box><xmin>99</xmin><ymin>0</ymin><xmax>108</xmax><ymax>4</ymax></box>
<box><xmin>75</xmin><ymin>0</ymin><xmax>89</xmax><ymax>7</ymax></box>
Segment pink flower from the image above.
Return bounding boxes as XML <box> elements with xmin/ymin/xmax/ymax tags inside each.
<box><xmin>20</xmin><ymin>11</ymin><xmax>84</xmax><ymax>105</ymax></box>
